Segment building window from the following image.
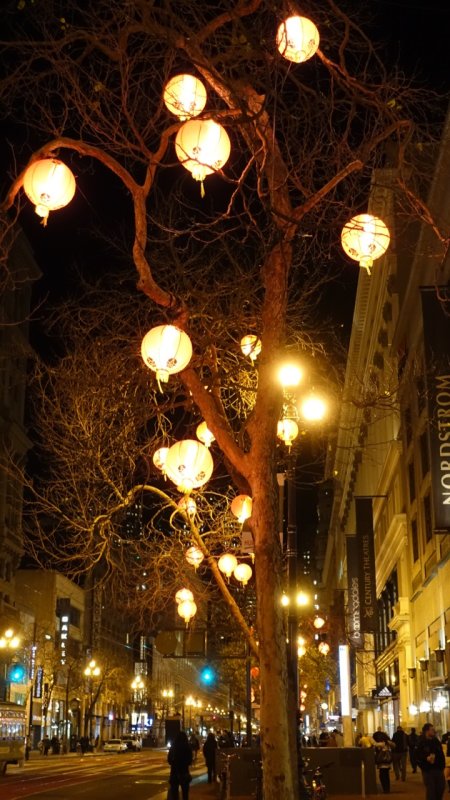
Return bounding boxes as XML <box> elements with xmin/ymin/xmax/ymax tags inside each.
<box><xmin>420</xmin><ymin>432</ymin><xmax>430</xmax><ymax>479</ymax></box>
<box><xmin>423</xmin><ymin>495</ymin><xmax>433</xmax><ymax>543</ymax></box>
<box><xmin>411</xmin><ymin>519</ymin><xmax>419</xmax><ymax>562</ymax></box>
<box><xmin>408</xmin><ymin>462</ymin><xmax>416</xmax><ymax>504</ymax></box>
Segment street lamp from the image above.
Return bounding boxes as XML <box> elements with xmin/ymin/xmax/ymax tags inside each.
<box><xmin>162</xmin><ymin>688</ymin><xmax>174</xmax><ymax>718</ymax></box>
<box><xmin>84</xmin><ymin>659</ymin><xmax>101</xmax><ymax>741</ymax></box>
<box><xmin>131</xmin><ymin>676</ymin><xmax>145</xmax><ymax>734</ymax></box>
<box><xmin>0</xmin><ymin>628</ymin><xmax>21</xmax><ymax>701</ymax></box>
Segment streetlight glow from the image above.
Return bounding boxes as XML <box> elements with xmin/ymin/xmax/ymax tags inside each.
<box><xmin>277</xmin><ymin>363</ymin><xmax>303</xmax><ymax>389</ymax></box>
<box><xmin>300</xmin><ymin>393</ymin><xmax>327</xmax><ymax>422</ymax></box>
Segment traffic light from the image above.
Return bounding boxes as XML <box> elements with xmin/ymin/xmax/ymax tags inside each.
<box><xmin>8</xmin><ymin>663</ymin><xmax>26</xmax><ymax>683</ymax></box>
<box><xmin>200</xmin><ymin>665</ymin><xmax>216</xmax><ymax>686</ymax></box>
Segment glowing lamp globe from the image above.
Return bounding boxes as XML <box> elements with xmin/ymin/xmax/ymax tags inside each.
<box><xmin>185</xmin><ymin>546</ymin><xmax>204</xmax><ymax>569</ymax></box>
<box><xmin>276</xmin><ymin>16</ymin><xmax>320</xmax><ymax>64</ymax></box>
<box><xmin>278</xmin><ymin>363</ymin><xmax>303</xmax><ymax>388</ymax></box>
<box><xmin>153</xmin><ymin>447</ymin><xmax>169</xmax><ymax>472</ymax></box>
<box><xmin>230</xmin><ymin>494</ymin><xmax>253</xmax><ymax>524</ymax></box>
<box><xmin>318</xmin><ymin>641</ymin><xmax>330</xmax><ymax>656</ymax></box>
<box><xmin>141</xmin><ymin>325</ymin><xmax>192</xmax><ymax>385</ymax></box>
<box><xmin>297</xmin><ymin>645</ymin><xmax>306</xmax><ymax>658</ymax></box>
<box><xmin>196</xmin><ymin>421</ymin><xmax>215</xmax><ymax>448</ymax></box>
<box><xmin>175</xmin><ymin>119</ymin><xmax>231</xmax><ymax>183</ymax></box>
<box><xmin>250</xmin><ymin>666</ymin><xmax>260</xmax><ymax>679</ymax></box>
<box><xmin>178</xmin><ymin>598</ymin><xmax>197</xmax><ymax>625</ymax></box>
<box><xmin>240</xmin><ymin>335</ymin><xmax>262</xmax><ymax>362</ymax></box>
<box><xmin>163</xmin><ymin>74</ymin><xmax>207</xmax><ymax>120</ymax></box>
<box><xmin>218</xmin><ymin>552</ymin><xmax>238</xmax><ymax>578</ymax></box>
<box><xmin>313</xmin><ymin>615</ymin><xmax>325</xmax><ymax>629</ymax></box>
<box><xmin>341</xmin><ymin>214</ymin><xmax>390</xmax><ymax>274</ymax></box>
<box><xmin>177</xmin><ymin>495</ymin><xmax>197</xmax><ymax>517</ymax></box>
<box><xmin>23</xmin><ymin>158</ymin><xmax>76</xmax><ymax>225</ymax></box>
<box><xmin>233</xmin><ymin>562</ymin><xmax>252</xmax><ymax>586</ymax></box>
<box><xmin>165</xmin><ymin>439</ymin><xmax>213</xmax><ymax>492</ymax></box>
<box><xmin>277</xmin><ymin>418</ymin><xmax>299</xmax><ymax>447</ymax></box>
<box><xmin>300</xmin><ymin>393</ymin><xmax>327</xmax><ymax>422</ymax></box>
<box><xmin>175</xmin><ymin>588</ymin><xmax>194</xmax><ymax>605</ymax></box>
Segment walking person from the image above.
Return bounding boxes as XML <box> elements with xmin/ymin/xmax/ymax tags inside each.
<box><xmin>202</xmin><ymin>732</ymin><xmax>218</xmax><ymax>783</ymax></box>
<box><xmin>189</xmin><ymin>733</ymin><xmax>200</xmax><ymax>764</ymax></box>
<box><xmin>168</xmin><ymin>731</ymin><xmax>193</xmax><ymax>800</ymax></box>
<box><xmin>408</xmin><ymin>727</ymin><xmax>420</xmax><ymax>774</ymax></box>
<box><xmin>392</xmin><ymin>725</ymin><xmax>409</xmax><ymax>781</ymax></box>
<box><xmin>41</xmin><ymin>735</ymin><xmax>51</xmax><ymax>756</ymax></box>
<box><xmin>375</xmin><ymin>738</ymin><xmax>395</xmax><ymax>794</ymax></box>
<box><xmin>416</xmin><ymin>723</ymin><xmax>445</xmax><ymax>800</ymax></box>
<box><xmin>442</xmin><ymin>732</ymin><xmax>450</xmax><ymax>792</ymax></box>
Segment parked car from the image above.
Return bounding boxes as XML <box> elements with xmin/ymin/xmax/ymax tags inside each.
<box><xmin>121</xmin><ymin>734</ymin><xmax>142</xmax><ymax>752</ymax></box>
<box><xmin>103</xmin><ymin>739</ymin><xmax>128</xmax><ymax>754</ymax></box>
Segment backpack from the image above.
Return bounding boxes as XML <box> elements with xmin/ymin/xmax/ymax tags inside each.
<box><xmin>375</xmin><ymin>744</ymin><xmax>392</xmax><ymax>766</ymax></box>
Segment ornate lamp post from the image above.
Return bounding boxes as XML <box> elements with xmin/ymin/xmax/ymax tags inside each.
<box><xmin>83</xmin><ymin>659</ymin><xmax>101</xmax><ymax>741</ymax></box>
<box><xmin>0</xmin><ymin>628</ymin><xmax>21</xmax><ymax>701</ymax></box>
<box><xmin>131</xmin><ymin>675</ymin><xmax>145</xmax><ymax>733</ymax></box>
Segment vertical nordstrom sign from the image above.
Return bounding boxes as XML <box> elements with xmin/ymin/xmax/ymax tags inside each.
<box><xmin>355</xmin><ymin>498</ymin><xmax>377</xmax><ymax>632</ymax></box>
<box><xmin>346</xmin><ymin>536</ymin><xmax>363</xmax><ymax>649</ymax></box>
<box><xmin>421</xmin><ymin>288</ymin><xmax>450</xmax><ymax>532</ymax></box>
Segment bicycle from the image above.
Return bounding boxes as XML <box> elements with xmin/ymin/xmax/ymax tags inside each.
<box><xmin>300</xmin><ymin>759</ymin><xmax>330</xmax><ymax>800</ymax></box>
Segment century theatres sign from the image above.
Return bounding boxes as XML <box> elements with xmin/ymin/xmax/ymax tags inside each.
<box><xmin>421</xmin><ymin>288</ymin><xmax>450</xmax><ymax>532</ymax></box>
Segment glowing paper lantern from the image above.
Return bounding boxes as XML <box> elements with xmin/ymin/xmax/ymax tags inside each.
<box><xmin>165</xmin><ymin>439</ymin><xmax>213</xmax><ymax>492</ymax></box>
<box><xmin>233</xmin><ymin>562</ymin><xmax>252</xmax><ymax>586</ymax></box>
<box><xmin>177</xmin><ymin>495</ymin><xmax>197</xmax><ymax>517</ymax></box>
<box><xmin>175</xmin><ymin>588</ymin><xmax>194</xmax><ymax>605</ymax></box>
<box><xmin>141</xmin><ymin>325</ymin><xmax>192</xmax><ymax>385</ymax></box>
<box><xmin>276</xmin><ymin>16</ymin><xmax>320</xmax><ymax>64</ymax></box>
<box><xmin>163</xmin><ymin>74</ymin><xmax>207</xmax><ymax>120</ymax></box>
<box><xmin>230</xmin><ymin>494</ymin><xmax>253</xmax><ymax>524</ymax></box>
<box><xmin>185</xmin><ymin>546</ymin><xmax>204</xmax><ymax>569</ymax></box>
<box><xmin>341</xmin><ymin>214</ymin><xmax>390</xmax><ymax>274</ymax></box>
<box><xmin>153</xmin><ymin>447</ymin><xmax>169</xmax><ymax>472</ymax></box>
<box><xmin>196</xmin><ymin>421</ymin><xmax>215</xmax><ymax>448</ymax></box>
<box><xmin>277</xmin><ymin>418</ymin><xmax>299</xmax><ymax>447</ymax></box>
<box><xmin>218</xmin><ymin>552</ymin><xmax>238</xmax><ymax>578</ymax></box>
<box><xmin>318</xmin><ymin>641</ymin><xmax>330</xmax><ymax>656</ymax></box>
<box><xmin>240</xmin><ymin>335</ymin><xmax>262</xmax><ymax>362</ymax></box>
<box><xmin>175</xmin><ymin>119</ymin><xmax>231</xmax><ymax>188</ymax></box>
<box><xmin>313</xmin><ymin>615</ymin><xmax>326</xmax><ymax>629</ymax></box>
<box><xmin>23</xmin><ymin>158</ymin><xmax>76</xmax><ymax>225</ymax></box>
<box><xmin>178</xmin><ymin>598</ymin><xmax>197</xmax><ymax>625</ymax></box>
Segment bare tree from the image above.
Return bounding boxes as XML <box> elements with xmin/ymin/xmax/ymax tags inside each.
<box><xmin>0</xmin><ymin>1</ymin><xmax>446</xmax><ymax>796</ymax></box>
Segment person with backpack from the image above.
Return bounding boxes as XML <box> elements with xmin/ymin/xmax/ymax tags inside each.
<box><xmin>374</xmin><ymin>730</ymin><xmax>395</xmax><ymax>794</ymax></box>
<box><xmin>392</xmin><ymin>725</ymin><xmax>409</xmax><ymax>781</ymax></box>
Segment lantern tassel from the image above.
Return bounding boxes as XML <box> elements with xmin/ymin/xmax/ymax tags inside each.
<box><xmin>200</xmin><ymin>181</ymin><xmax>205</xmax><ymax>199</ymax></box>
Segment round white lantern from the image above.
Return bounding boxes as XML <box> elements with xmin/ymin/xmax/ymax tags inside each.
<box><xmin>276</xmin><ymin>16</ymin><xmax>320</xmax><ymax>64</ymax></box>
<box><xmin>165</xmin><ymin>439</ymin><xmax>214</xmax><ymax>492</ymax></box>
<box><xmin>153</xmin><ymin>447</ymin><xmax>169</xmax><ymax>472</ymax></box>
<box><xmin>23</xmin><ymin>158</ymin><xmax>76</xmax><ymax>224</ymax></box>
<box><xmin>218</xmin><ymin>552</ymin><xmax>238</xmax><ymax>578</ymax></box>
<box><xmin>175</xmin><ymin>588</ymin><xmax>194</xmax><ymax>605</ymax></box>
<box><xmin>277</xmin><ymin>418</ymin><xmax>299</xmax><ymax>447</ymax></box>
<box><xmin>141</xmin><ymin>325</ymin><xmax>193</xmax><ymax>385</ymax></box>
<box><xmin>178</xmin><ymin>598</ymin><xmax>197</xmax><ymax>624</ymax></box>
<box><xmin>230</xmin><ymin>495</ymin><xmax>253</xmax><ymax>524</ymax></box>
<box><xmin>185</xmin><ymin>546</ymin><xmax>204</xmax><ymax>569</ymax></box>
<box><xmin>341</xmin><ymin>214</ymin><xmax>390</xmax><ymax>273</ymax></box>
<box><xmin>163</xmin><ymin>74</ymin><xmax>207</xmax><ymax>120</ymax></box>
<box><xmin>240</xmin><ymin>335</ymin><xmax>261</xmax><ymax>361</ymax></box>
<box><xmin>175</xmin><ymin>119</ymin><xmax>231</xmax><ymax>184</ymax></box>
<box><xmin>233</xmin><ymin>562</ymin><xmax>252</xmax><ymax>586</ymax></box>
<box><xmin>196</xmin><ymin>421</ymin><xmax>215</xmax><ymax>448</ymax></box>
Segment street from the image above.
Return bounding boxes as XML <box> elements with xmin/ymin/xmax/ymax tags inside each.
<box><xmin>0</xmin><ymin>749</ymin><xmax>203</xmax><ymax>800</ymax></box>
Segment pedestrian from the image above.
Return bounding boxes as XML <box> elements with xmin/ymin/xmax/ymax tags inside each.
<box><xmin>360</xmin><ymin>732</ymin><xmax>377</xmax><ymax>748</ymax></box>
<box><xmin>442</xmin><ymin>732</ymin><xmax>450</xmax><ymax>793</ymax></box>
<box><xmin>375</xmin><ymin>738</ymin><xmax>395</xmax><ymax>794</ymax></box>
<box><xmin>415</xmin><ymin>723</ymin><xmax>445</xmax><ymax>800</ymax></box>
<box><xmin>203</xmin><ymin>732</ymin><xmax>218</xmax><ymax>784</ymax></box>
<box><xmin>42</xmin><ymin>735</ymin><xmax>51</xmax><ymax>756</ymax></box>
<box><xmin>168</xmin><ymin>731</ymin><xmax>193</xmax><ymax>800</ymax></box>
<box><xmin>408</xmin><ymin>727</ymin><xmax>420</xmax><ymax>774</ymax></box>
<box><xmin>189</xmin><ymin>733</ymin><xmax>200</xmax><ymax>763</ymax></box>
<box><xmin>373</xmin><ymin>726</ymin><xmax>390</xmax><ymax>744</ymax></box>
<box><xmin>50</xmin><ymin>735</ymin><xmax>59</xmax><ymax>755</ymax></box>
<box><xmin>333</xmin><ymin>729</ymin><xmax>344</xmax><ymax>747</ymax></box>
<box><xmin>327</xmin><ymin>731</ymin><xmax>337</xmax><ymax>747</ymax></box>
<box><xmin>392</xmin><ymin>725</ymin><xmax>409</xmax><ymax>781</ymax></box>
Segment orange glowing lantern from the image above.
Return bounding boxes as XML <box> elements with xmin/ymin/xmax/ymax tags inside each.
<box><xmin>233</xmin><ymin>562</ymin><xmax>252</xmax><ymax>586</ymax></box>
<box><xmin>178</xmin><ymin>598</ymin><xmax>197</xmax><ymax>625</ymax></box>
<box><xmin>277</xmin><ymin>418</ymin><xmax>299</xmax><ymax>447</ymax></box>
<box><xmin>175</xmin><ymin>119</ymin><xmax>231</xmax><ymax>193</ymax></box>
<box><xmin>240</xmin><ymin>335</ymin><xmax>262</xmax><ymax>362</ymax></box>
<box><xmin>218</xmin><ymin>552</ymin><xmax>238</xmax><ymax>578</ymax></box>
<box><xmin>165</xmin><ymin>439</ymin><xmax>213</xmax><ymax>492</ymax></box>
<box><xmin>318</xmin><ymin>641</ymin><xmax>330</xmax><ymax>655</ymax></box>
<box><xmin>230</xmin><ymin>494</ymin><xmax>253</xmax><ymax>524</ymax></box>
<box><xmin>196</xmin><ymin>421</ymin><xmax>215</xmax><ymax>448</ymax></box>
<box><xmin>250</xmin><ymin>666</ymin><xmax>260</xmax><ymax>679</ymax></box>
<box><xmin>341</xmin><ymin>214</ymin><xmax>390</xmax><ymax>274</ymax></box>
<box><xmin>23</xmin><ymin>158</ymin><xmax>76</xmax><ymax>225</ymax></box>
<box><xmin>185</xmin><ymin>546</ymin><xmax>204</xmax><ymax>569</ymax></box>
<box><xmin>141</xmin><ymin>325</ymin><xmax>192</xmax><ymax>386</ymax></box>
<box><xmin>153</xmin><ymin>447</ymin><xmax>169</xmax><ymax>472</ymax></box>
<box><xmin>276</xmin><ymin>16</ymin><xmax>320</xmax><ymax>64</ymax></box>
<box><xmin>175</xmin><ymin>588</ymin><xmax>194</xmax><ymax>605</ymax></box>
<box><xmin>163</xmin><ymin>74</ymin><xmax>207</xmax><ymax>120</ymax></box>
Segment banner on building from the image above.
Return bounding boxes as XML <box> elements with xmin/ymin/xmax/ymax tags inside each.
<box><xmin>355</xmin><ymin>497</ymin><xmax>377</xmax><ymax>633</ymax></box>
<box><xmin>420</xmin><ymin>287</ymin><xmax>450</xmax><ymax>532</ymax></box>
<box><xmin>346</xmin><ymin>536</ymin><xmax>363</xmax><ymax>650</ymax></box>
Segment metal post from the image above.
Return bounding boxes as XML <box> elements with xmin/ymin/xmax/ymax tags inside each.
<box><xmin>286</xmin><ymin>463</ymin><xmax>298</xmax><ymax>709</ymax></box>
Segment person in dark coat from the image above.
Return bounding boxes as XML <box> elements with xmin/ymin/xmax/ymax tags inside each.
<box><xmin>415</xmin><ymin>723</ymin><xmax>445</xmax><ymax>800</ymax></box>
<box><xmin>392</xmin><ymin>725</ymin><xmax>408</xmax><ymax>781</ymax></box>
<box><xmin>408</xmin><ymin>727</ymin><xmax>420</xmax><ymax>774</ymax></box>
<box><xmin>168</xmin><ymin>731</ymin><xmax>193</xmax><ymax>800</ymax></box>
<box><xmin>202</xmin><ymin>732</ymin><xmax>218</xmax><ymax>783</ymax></box>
